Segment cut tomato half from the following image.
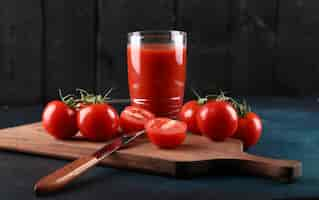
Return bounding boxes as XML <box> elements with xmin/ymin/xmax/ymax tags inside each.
<box><xmin>145</xmin><ymin>118</ymin><xmax>187</xmax><ymax>149</ymax></box>
<box><xmin>120</xmin><ymin>106</ymin><xmax>155</xmax><ymax>133</ymax></box>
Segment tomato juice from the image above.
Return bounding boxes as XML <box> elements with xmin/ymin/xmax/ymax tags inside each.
<box><xmin>127</xmin><ymin>42</ymin><xmax>186</xmax><ymax>118</ymax></box>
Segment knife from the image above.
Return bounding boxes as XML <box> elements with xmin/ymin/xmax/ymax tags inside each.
<box><xmin>34</xmin><ymin>130</ymin><xmax>145</xmax><ymax>195</ymax></box>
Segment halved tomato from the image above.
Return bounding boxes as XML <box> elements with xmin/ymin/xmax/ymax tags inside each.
<box><xmin>145</xmin><ymin>118</ymin><xmax>187</xmax><ymax>149</ymax></box>
<box><xmin>120</xmin><ymin>106</ymin><xmax>155</xmax><ymax>133</ymax></box>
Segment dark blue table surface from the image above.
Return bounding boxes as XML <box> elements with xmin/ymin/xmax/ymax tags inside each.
<box><xmin>0</xmin><ymin>97</ymin><xmax>318</xmax><ymax>200</ymax></box>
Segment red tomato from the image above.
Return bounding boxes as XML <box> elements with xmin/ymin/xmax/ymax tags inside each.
<box><xmin>197</xmin><ymin>101</ymin><xmax>238</xmax><ymax>141</ymax></box>
<box><xmin>233</xmin><ymin>112</ymin><xmax>262</xmax><ymax>148</ymax></box>
<box><xmin>42</xmin><ymin>101</ymin><xmax>78</xmax><ymax>139</ymax></box>
<box><xmin>77</xmin><ymin>103</ymin><xmax>120</xmax><ymax>141</ymax></box>
<box><xmin>75</xmin><ymin>102</ymin><xmax>89</xmax><ymax>111</ymax></box>
<box><xmin>178</xmin><ymin>100</ymin><xmax>202</xmax><ymax>135</ymax></box>
<box><xmin>145</xmin><ymin>118</ymin><xmax>187</xmax><ymax>149</ymax></box>
<box><xmin>120</xmin><ymin>106</ymin><xmax>155</xmax><ymax>133</ymax></box>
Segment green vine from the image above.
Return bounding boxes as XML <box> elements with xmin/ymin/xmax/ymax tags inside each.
<box><xmin>58</xmin><ymin>88</ymin><xmax>114</xmax><ymax>109</ymax></box>
<box><xmin>190</xmin><ymin>88</ymin><xmax>251</xmax><ymax>117</ymax></box>
<box><xmin>76</xmin><ymin>88</ymin><xmax>113</xmax><ymax>105</ymax></box>
<box><xmin>58</xmin><ymin>89</ymin><xmax>78</xmax><ymax>109</ymax></box>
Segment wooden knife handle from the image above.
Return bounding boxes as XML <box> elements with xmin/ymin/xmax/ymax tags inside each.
<box><xmin>34</xmin><ymin>156</ymin><xmax>98</xmax><ymax>195</ymax></box>
<box><xmin>235</xmin><ymin>153</ymin><xmax>302</xmax><ymax>182</ymax></box>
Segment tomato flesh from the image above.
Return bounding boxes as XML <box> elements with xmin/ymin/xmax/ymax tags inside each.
<box><xmin>197</xmin><ymin>101</ymin><xmax>238</xmax><ymax>141</ymax></box>
<box><xmin>120</xmin><ymin>106</ymin><xmax>155</xmax><ymax>133</ymax></box>
<box><xmin>178</xmin><ymin>100</ymin><xmax>202</xmax><ymax>135</ymax></box>
<box><xmin>77</xmin><ymin>104</ymin><xmax>120</xmax><ymax>141</ymax></box>
<box><xmin>233</xmin><ymin>112</ymin><xmax>262</xmax><ymax>148</ymax></box>
<box><xmin>145</xmin><ymin>118</ymin><xmax>187</xmax><ymax>149</ymax></box>
<box><xmin>42</xmin><ymin>101</ymin><xmax>78</xmax><ymax>139</ymax></box>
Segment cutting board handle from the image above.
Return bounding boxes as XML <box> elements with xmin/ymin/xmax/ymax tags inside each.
<box><xmin>235</xmin><ymin>153</ymin><xmax>302</xmax><ymax>182</ymax></box>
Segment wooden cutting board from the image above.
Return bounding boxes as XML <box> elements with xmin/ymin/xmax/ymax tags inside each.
<box><xmin>0</xmin><ymin>123</ymin><xmax>301</xmax><ymax>181</ymax></box>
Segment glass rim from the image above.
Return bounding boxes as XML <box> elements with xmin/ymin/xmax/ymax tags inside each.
<box><xmin>128</xmin><ymin>30</ymin><xmax>186</xmax><ymax>37</ymax></box>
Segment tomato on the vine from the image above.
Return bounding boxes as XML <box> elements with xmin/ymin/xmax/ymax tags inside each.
<box><xmin>75</xmin><ymin>102</ymin><xmax>89</xmax><ymax>111</ymax></box>
<box><xmin>197</xmin><ymin>101</ymin><xmax>238</xmax><ymax>141</ymax></box>
<box><xmin>42</xmin><ymin>100</ymin><xmax>78</xmax><ymax>139</ymax></box>
<box><xmin>145</xmin><ymin>118</ymin><xmax>187</xmax><ymax>149</ymax></box>
<box><xmin>120</xmin><ymin>106</ymin><xmax>155</xmax><ymax>133</ymax></box>
<box><xmin>178</xmin><ymin>100</ymin><xmax>202</xmax><ymax>135</ymax></box>
<box><xmin>233</xmin><ymin>112</ymin><xmax>262</xmax><ymax>148</ymax></box>
<box><xmin>77</xmin><ymin>103</ymin><xmax>120</xmax><ymax>141</ymax></box>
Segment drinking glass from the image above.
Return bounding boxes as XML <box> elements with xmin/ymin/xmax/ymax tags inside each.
<box><xmin>127</xmin><ymin>30</ymin><xmax>187</xmax><ymax>118</ymax></box>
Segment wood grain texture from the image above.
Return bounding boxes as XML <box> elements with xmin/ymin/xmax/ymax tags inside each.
<box><xmin>97</xmin><ymin>0</ymin><xmax>175</xmax><ymax>98</ymax></box>
<box><xmin>0</xmin><ymin>123</ymin><xmax>302</xmax><ymax>181</ymax></box>
<box><xmin>230</xmin><ymin>0</ymin><xmax>277</xmax><ymax>95</ymax></box>
<box><xmin>0</xmin><ymin>0</ymin><xmax>42</xmax><ymax>104</ymax></box>
<box><xmin>177</xmin><ymin>0</ymin><xmax>231</xmax><ymax>97</ymax></box>
<box><xmin>44</xmin><ymin>0</ymin><xmax>96</xmax><ymax>101</ymax></box>
<box><xmin>275</xmin><ymin>0</ymin><xmax>319</xmax><ymax>96</ymax></box>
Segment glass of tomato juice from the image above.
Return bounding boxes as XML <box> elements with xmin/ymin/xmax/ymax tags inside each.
<box><xmin>127</xmin><ymin>30</ymin><xmax>187</xmax><ymax>118</ymax></box>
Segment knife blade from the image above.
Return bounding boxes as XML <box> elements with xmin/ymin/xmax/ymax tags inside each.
<box><xmin>34</xmin><ymin>130</ymin><xmax>145</xmax><ymax>195</ymax></box>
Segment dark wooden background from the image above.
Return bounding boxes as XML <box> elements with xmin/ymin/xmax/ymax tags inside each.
<box><xmin>0</xmin><ymin>0</ymin><xmax>318</xmax><ymax>105</ymax></box>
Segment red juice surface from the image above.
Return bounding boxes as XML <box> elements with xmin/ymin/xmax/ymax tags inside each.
<box><xmin>127</xmin><ymin>44</ymin><xmax>186</xmax><ymax>118</ymax></box>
